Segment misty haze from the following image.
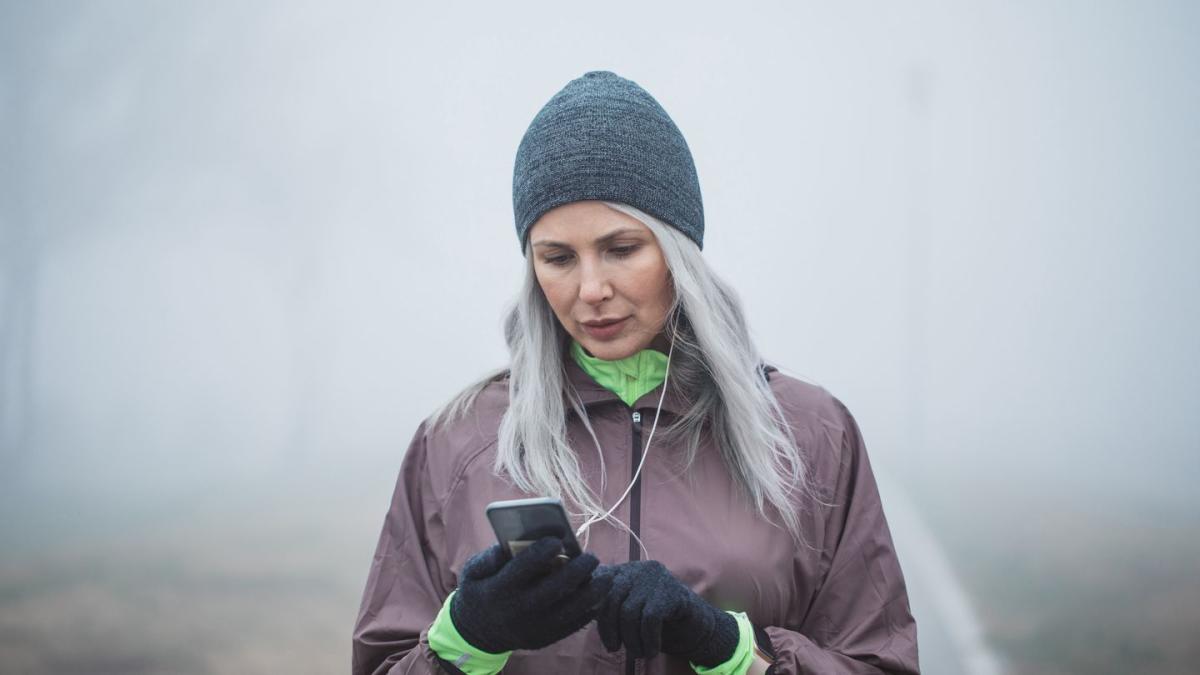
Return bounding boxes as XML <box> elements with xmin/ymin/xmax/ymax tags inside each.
<box><xmin>2</xmin><ymin>2</ymin><xmax>1198</xmax><ymax>674</ymax></box>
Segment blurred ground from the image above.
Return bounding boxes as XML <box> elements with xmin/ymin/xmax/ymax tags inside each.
<box><xmin>0</xmin><ymin>472</ymin><xmax>370</xmax><ymax>675</ymax></box>
<box><xmin>916</xmin><ymin>479</ymin><xmax>1200</xmax><ymax>675</ymax></box>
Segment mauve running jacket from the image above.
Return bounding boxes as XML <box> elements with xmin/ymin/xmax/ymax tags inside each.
<box><xmin>352</xmin><ymin>355</ymin><xmax>920</xmax><ymax>674</ymax></box>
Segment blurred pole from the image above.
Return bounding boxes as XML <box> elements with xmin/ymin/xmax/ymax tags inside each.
<box><xmin>283</xmin><ymin>242</ymin><xmax>325</xmax><ymax>466</ymax></box>
<box><xmin>0</xmin><ymin>25</ymin><xmax>37</xmax><ymax>479</ymax></box>
<box><xmin>902</xmin><ymin>65</ymin><xmax>932</xmax><ymax>490</ymax></box>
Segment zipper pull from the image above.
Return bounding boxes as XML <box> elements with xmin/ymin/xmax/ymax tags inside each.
<box><xmin>631</xmin><ymin>411</ymin><xmax>642</xmax><ymax>426</ymax></box>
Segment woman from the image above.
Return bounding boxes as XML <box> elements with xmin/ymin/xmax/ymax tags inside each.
<box><xmin>352</xmin><ymin>70</ymin><xmax>919</xmax><ymax>675</ymax></box>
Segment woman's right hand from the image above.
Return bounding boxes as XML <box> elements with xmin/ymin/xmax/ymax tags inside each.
<box><xmin>449</xmin><ymin>536</ymin><xmax>612</xmax><ymax>654</ymax></box>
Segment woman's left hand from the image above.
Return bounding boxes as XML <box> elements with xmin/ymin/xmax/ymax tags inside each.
<box><xmin>592</xmin><ymin>560</ymin><xmax>740</xmax><ymax>667</ymax></box>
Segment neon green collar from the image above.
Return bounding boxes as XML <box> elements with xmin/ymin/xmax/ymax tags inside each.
<box><xmin>570</xmin><ymin>340</ymin><xmax>668</xmax><ymax>408</ymax></box>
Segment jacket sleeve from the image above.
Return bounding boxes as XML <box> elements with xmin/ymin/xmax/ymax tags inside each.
<box><xmin>352</xmin><ymin>421</ymin><xmax>468</xmax><ymax>675</ymax></box>
<box><xmin>759</xmin><ymin>398</ymin><xmax>919</xmax><ymax>675</ymax></box>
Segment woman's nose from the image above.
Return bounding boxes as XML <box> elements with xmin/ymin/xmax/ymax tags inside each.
<box><xmin>578</xmin><ymin>263</ymin><xmax>613</xmax><ymax>304</ymax></box>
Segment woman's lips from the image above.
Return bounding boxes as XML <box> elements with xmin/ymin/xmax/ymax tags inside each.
<box><xmin>580</xmin><ymin>317</ymin><xmax>629</xmax><ymax>340</ymax></box>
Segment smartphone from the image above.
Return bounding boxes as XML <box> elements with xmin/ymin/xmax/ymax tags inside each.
<box><xmin>485</xmin><ymin>497</ymin><xmax>583</xmax><ymax>564</ymax></box>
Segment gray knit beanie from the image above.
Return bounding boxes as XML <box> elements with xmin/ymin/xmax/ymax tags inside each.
<box><xmin>512</xmin><ymin>70</ymin><xmax>704</xmax><ymax>252</ymax></box>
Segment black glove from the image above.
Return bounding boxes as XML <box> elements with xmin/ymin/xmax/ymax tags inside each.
<box><xmin>450</xmin><ymin>536</ymin><xmax>612</xmax><ymax>654</ymax></box>
<box><xmin>593</xmin><ymin>560</ymin><xmax>740</xmax><ymax>667</ymax></box>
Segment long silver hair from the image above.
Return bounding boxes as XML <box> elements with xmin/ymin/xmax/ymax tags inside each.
<box><xmin>429</xmin><ymin>201</ymin><xmax>813</xmax><ymax>551</ymax></box>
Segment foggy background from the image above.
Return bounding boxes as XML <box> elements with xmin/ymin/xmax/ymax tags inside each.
<box><xmin>2</xmin><ymin>2</ymin><xmax>1198</xmax><ymax>674</ymax></box>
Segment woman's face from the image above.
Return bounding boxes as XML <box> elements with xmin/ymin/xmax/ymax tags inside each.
<box><xmin>529</xmin><ymin>201</ymin><xmax>674</xmax><ymax>361</ymax></box>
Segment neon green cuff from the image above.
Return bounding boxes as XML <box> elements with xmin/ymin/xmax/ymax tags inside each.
<box><xmin>427</xmin><ymin>590</ymin><xmax>512</xmax><ymax>675</ymax></box>
<box><xmin>691</xmin><ymin>611</ymin><xmax>755</xmax><ymax>675</ymax></box>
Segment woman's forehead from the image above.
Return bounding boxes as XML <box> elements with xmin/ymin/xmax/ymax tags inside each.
<box><xmin>529</xmin><ymin>202</ymin><xmax>650</xmax><ymax>246</ymax></box>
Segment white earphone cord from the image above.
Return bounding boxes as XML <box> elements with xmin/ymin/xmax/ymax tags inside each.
<box><xmin>574</xmin><ymin>319</ymin><xmax>677</xmax><ymax>559</ymax></box>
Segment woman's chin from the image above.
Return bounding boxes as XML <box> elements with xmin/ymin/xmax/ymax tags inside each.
<box><xmin>577</xmin><ymin>335</ymin><xmax>643</xmax><ymax>361</ymax></box>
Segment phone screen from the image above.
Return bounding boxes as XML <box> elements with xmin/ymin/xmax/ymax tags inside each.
<box><xmin>486</xmin><ymin>497</ymin><xmax>582</xmax><ymax>560</ymax></box>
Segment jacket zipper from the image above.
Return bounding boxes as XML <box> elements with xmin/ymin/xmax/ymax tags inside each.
<box><xmin>626</xmin><ymin>409</ymin><xmax>643</xmax><ymax>675</ymax></box>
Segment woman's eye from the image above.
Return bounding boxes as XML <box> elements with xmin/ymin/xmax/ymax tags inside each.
<box><xmin>610</xmin><ymin>245</ymin><xmax>638</xmax><ymax>257</ymax></box>
<box><xmin>545</xmin><ymin>254</ymin><xmax>573</xmax><ymax>266</ymax></box>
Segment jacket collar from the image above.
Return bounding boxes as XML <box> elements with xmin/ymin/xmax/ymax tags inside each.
<box><xmin>563</xmin><ymin>348</ymin><xmax>693</xmax><ymax>415</ymax></box>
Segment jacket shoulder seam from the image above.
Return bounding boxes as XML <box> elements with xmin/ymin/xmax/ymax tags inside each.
<box><xmin>766</xmin><ymin>370</ymin><xmax>848</xmax><ymax>433</ymax></box>
<box><xmin>437</xmin><ymin>437</ymin><xmax>500</xmax><ymax>513</ymax></box>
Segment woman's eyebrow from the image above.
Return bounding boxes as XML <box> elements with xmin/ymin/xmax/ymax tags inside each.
<box><xmin>593</xmin><ymin>228</ymin><xmax>642</xmax><ymax>246</ymax></box>
<box><xmin>532</xmin><ymin>228</ymin><xmax>643</xmax><ymax>249</ymax></box>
